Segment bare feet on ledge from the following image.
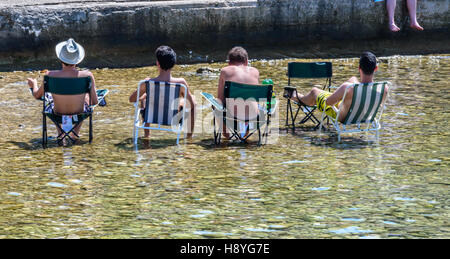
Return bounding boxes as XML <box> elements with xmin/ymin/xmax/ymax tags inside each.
<box><xmin>390</xmin><ymin>22</ymin><xmax>424</xmax><ymax>32</ymax></box>
<box><xmin>410</xmin><ymin>22</ymin><xmax>424</xmax><ymax>31</ymax></box>
<box><xmin>389</xmin><ymin>23</ymin><xmax>401</xmax><ymax>32</ymax></box>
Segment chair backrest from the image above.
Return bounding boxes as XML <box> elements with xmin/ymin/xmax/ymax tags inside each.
<box><xmin>288</xmin><ymin>62</ymin><xmax>332</xmax><ymax>79</ymax></box>
<box><xmin>342</xmin><ymin>82</ymin><xmax>389</xmax><ymax>125</ymax></box>
<box><xmin>44</xmin><ymin>76</ymin><xmax>91</xmax><ymax>95</ymax></box>
<box><xmin>224</xmin><ymin>81</ymin><xmax>273</xmax><ymax>101</ymax></box>
<box><xmin>143</xmin><ymin>81</ymin><xmax>183</xmax><ymax>126</ymax></box>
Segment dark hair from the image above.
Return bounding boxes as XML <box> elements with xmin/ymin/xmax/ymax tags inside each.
<box><xmin>359</xmin><ymin>51</ymin><xmax>377</xmax><ymax>75</ymax></box>
<box><xmin>155</xmin><ymin>46</ymin><xmax>176</xmax><ymax>71</ymax></box>
<box><xmin>61</xmin><ymin>62</ymin><xmax>75</xmax><ymax>67</ymax></box>
<box><xmin>228</xmin><ymin>46</ymin><xmax>248</xmax><ymax>64</ymax></box>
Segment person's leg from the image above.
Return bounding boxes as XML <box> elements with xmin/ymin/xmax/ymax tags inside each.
<box><xmin>179</xmin><ymin>96</ymin><xmax>196</xmax><ymax>139</ymax></box>
<box><xmin>55</xmin><ymin>124</ymin><xmax>66</xmax><ymax>146</ymax></box>
<box><xmin>144</xmin><ymin>125</ymin><xmax>150</xmax><ymax>138</ymax></box>
<box><xmin>187</xmin><ymin>95</ymin><xmax>196</xmax><ymax>139</ymax></box>
<box><xmin>291</xmin><ymin>87</ymin><xmax>322</xmax><ymax>106</ymax></box>
<box><xmin>72</xmin><ymin>122</ymin><xmax>82</xmax><ymax>137</ymax></box>
<box><xmin>139</xmin><ymin>104</ymin><xmax>150</xmax><ymax>138</ymax></box>
<box><xmin>325</xmin><ymin>84</ymin><xmax>349</xmax><ymax>106</ymax></box>
<box><xmin>407</xmin><ymin>0</ymin><xmax>424</xmax><ymax>30</ymax></box>
<box><xmin>387</xmin><ymin>0</ymin><xmax>400</xmax><ymax>32</ymax></box>
<box><xmin>55</xmin><ymin>122</ymin><xmax>80</xmax><ymax>146</ymax></box>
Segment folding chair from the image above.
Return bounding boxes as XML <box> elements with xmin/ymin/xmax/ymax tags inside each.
<box><xmin>283</xmin><ymin>62</ymin><xmax>332</xmax><ymax>130</ymax></box>
<box><xmin>41</xmin><ymin>76</ymin><xmax>108</xmax><ymax>148</ymax></box>
<box><xmin>318</xmin><ymin>82</ymin><xmax>390</xmax><ymax>141</ymax></box>
<box><xmin>201</xmin><ymin>81</ymin><xmax>276</xmax><ymax>146</ymax></box>
<box><xmin>133</xmin><ymin>80</ymin><xmax>188</xmax><ymax>145</ymax></box>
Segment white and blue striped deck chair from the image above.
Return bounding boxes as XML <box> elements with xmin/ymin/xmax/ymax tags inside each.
<box><xmin>133</xmin><ymin>80</ymin><xmax>187</xmax><ymax>145</ymax></box>
<box><xmin>319</xmin><ymin>82</ymin><xmax>390</xmax><ymax>142</ymax></box>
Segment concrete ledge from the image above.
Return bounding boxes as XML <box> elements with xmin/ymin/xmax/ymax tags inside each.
<box><xmin>0</xmin><ymin>0</ymin><xmax>448</xmax><ymax>70</ymax></box>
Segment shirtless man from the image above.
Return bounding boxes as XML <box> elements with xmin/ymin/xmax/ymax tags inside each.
<box><xmin>27</xmin><ymin>39</ymin><xmax>98</xmax><ymax>141</ymax></box>
<box><xmin>290</xmin><ymin>52</ymin><xmax>389</xmax><ymax>122</ymax></box>
<box><xmin>217</xmin><ymin>47</ymin><xmax>260</xmax><ymax>138</ymax></box>
<box><xmin>129</xmin><ymin>45</ymin><xmax>196</xmax><ymax>138</ymax></box>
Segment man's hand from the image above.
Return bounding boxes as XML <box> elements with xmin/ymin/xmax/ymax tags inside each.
<box><xmin>27</xmin><ymin>78</ymin><xmax>38</xmax><ymax>88</ymax></box>
<box><xmin>347</xmin><ymin>76</ymin><xmax>359</xmax><ymax>84</ymax></box>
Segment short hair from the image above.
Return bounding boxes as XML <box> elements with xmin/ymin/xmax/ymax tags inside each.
<box><xmin>61</xmin><ymin>61</ymin><xmax>75</xmax><ymax>67</ymax></box>
<box><xmin>155</xmin><ymin>46</ymin><xmax>176</xmax><ymax>71</ymax></box>
<box><xmin>228</xmin><ymin>46</ymin><xmax>248</xmax><ymax>64</ymax></box>
<box><xmin>359</xmin><ymin>51</ymin><xmax>377</xmax><ymax>75</ymax></box>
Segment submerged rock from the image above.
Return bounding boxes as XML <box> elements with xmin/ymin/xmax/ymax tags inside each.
<box><xmin>196</xmin><ymin>67</ymin><xmax>220</xmax><ymax>74</ymax></box>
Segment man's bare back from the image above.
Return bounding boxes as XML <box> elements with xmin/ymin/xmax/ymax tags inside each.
<box><xmin>28</xmin><ymin>67</ymin><xmax>98</xmax><ymax>115</ymax></box>
<box><xmin>218</xmin><ymin>64</ymin><xmax>260</xmax><ymax>120</ymax></box>
<box><xmin>217</xmin><ymin>65</ymin><xmax>259</xmax><ymax>103</ymax></box>
<box><xmin>47</xmin><ymin>69</ymin><xmax>97</xmax><ymax>115</ymax></box>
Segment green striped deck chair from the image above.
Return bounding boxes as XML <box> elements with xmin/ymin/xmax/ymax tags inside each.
<box><xmin>283</xmin><ymin>62</ymin><xmax>332</xmax><ymax>130</ymax></box>
<box><xmin>201</xmin><ymin>81</ymin><xmax>276</xmax><ymax>145</ymax></box>
<box><xmin>318</xmin><ymin>82</ymin><xmax>390</xmax><ymax>141</ymax></box>
<box><xmin>133</xmin><ymin>80</ymin><xmax>188</xmax><ymax>145</ymax></box>
<box><xmin>41</xmin><ymin>76</ymin><xmax>106</xmax><ymax>148</ymax></box>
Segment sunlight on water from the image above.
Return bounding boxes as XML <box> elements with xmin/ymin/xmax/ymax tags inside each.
<box><xmin>0</xmin><ymin>55</ymin><xmax>448</xmax><ymax>238</ymax></box>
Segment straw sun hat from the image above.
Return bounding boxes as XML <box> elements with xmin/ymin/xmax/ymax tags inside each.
<box><xmin>55</xmin><ymin>38</ymin><xmax>85</xmax><ymax>65</ymax></box>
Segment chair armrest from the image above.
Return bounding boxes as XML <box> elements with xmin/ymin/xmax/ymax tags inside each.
<box><xmin>201</xmin><ymin>92</ymin><xmax>225</xmax><ymax>111</ymax></box>
<box><xmin>89</xmin><ymin>89</ymin><xmax>109</xmax><ymax>109</ymax></box>
<box><xmin>267</xmin><ymin>99</ymin><xmax>278</xmax><ymax>115</ymax></box>
<box><xmin>283</xmin><ymin>86</ymin><xmax>297</xmax><ymax>99</ymax></box>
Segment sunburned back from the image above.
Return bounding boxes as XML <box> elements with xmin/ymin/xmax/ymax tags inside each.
<box><xmin>222</xmin><ymin>66</ymin><xmax>259</xmax><ymax>85</ymax></box>
<box><xmin>47</xmin><ymin>70</ymin><xmax>92</xmax><ymax>115</ymax></box>
<box><xmin>219</xmin><ymin>65</ymin><xmax>260</xmax><ymax>120</ymax></box>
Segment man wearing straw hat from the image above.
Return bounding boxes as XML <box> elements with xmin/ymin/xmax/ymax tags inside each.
<box><xmin>27</xmin><ymin>38</ymin><xmax>98</xmax><ymax>142</ymax></box>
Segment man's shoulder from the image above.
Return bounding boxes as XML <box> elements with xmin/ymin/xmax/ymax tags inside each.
<box><xmin>147</xmin><ymin>77</ymin><xmax>188</xmax><ymax>87</ymax></box>
<box><xmin>46</xmin><ymin>70</ymin><xmax>62</xmax><ymax>76</ymax></box>
<box><xmin>249</xmin><ymin>66</ymin><xmax>259</xmax><ymax>74</ymax></box>
<box><xmin>221</xmin><ymin>65</ymin><xmax>259</xmax><ymax>74</ymax></box>
<box><xmin>220</xmin><ymin>65</ymin><xmax>235</xmax><ymax>74</ymax></box>
<box><xmin>169</xmin><ymin>77</ymin><xmax>188</xmax><ymax>86</ymax></box>
<box><xmin>79</xmin><ymin>70</ymin><xmax>93</xmax><ymax>77</ymax></box>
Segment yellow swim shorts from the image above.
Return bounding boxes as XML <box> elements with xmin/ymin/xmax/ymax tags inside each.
<box><xmin>316</xmin><ymin>91</ymin><xmax>340</xmax><ymax>119</ymax></box>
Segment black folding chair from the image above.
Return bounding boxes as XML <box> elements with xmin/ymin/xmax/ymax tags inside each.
<box><xmin>283</xmin><ymin>62</ymin><xmax>332</xmax><ymax>130</ymax></box>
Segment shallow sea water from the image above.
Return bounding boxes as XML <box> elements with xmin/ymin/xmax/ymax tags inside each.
<box><xmin>0</xmin><ymin>55</ymin><xmax>448</xmax><ymax>238</ymax></box>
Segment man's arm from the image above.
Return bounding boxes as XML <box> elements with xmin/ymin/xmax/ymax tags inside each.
<box><xmin>217</xmin><ymin>69</ymin><xmax>227</xmax><ymax>105</ymax></box>
<box><xmin>88</xmin><ymin>72</ymin><xmax>99</xmax><ymax>106</ymax></box>
<box><xmin>326</xmin><ymin>77</ymin><xmax>358</xmax><ymax>106</ymax></box>
<box><xmin>181</xmin><ymin>79</ymin><xmax>196</xmax><ymax>138</ymax></box>
<box><xmin>27</xmin><ymin>71</ymin><xmax>48</xmax><ymax>99</ymax></box>
<box><xmin>254</xmin><ymin>68</ymin><xmax>260</xmax><ymax>83</ymax></box>
<box><xmin>129</xmin><ymin>82</ymin><xmax>147</xmax><ymax>103</ymax></box>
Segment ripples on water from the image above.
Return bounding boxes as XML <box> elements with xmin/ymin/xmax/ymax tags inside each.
<box><xmin>0</xmin><ymin>55</ymin><xmax>448</xmax><ymax>238</ymax></box>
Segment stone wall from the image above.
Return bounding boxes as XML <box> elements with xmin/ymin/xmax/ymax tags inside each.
<box><xmin>0</xmin><ymin>0</ymin><xmax>448</xmax><ymax>70</ymax></box>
